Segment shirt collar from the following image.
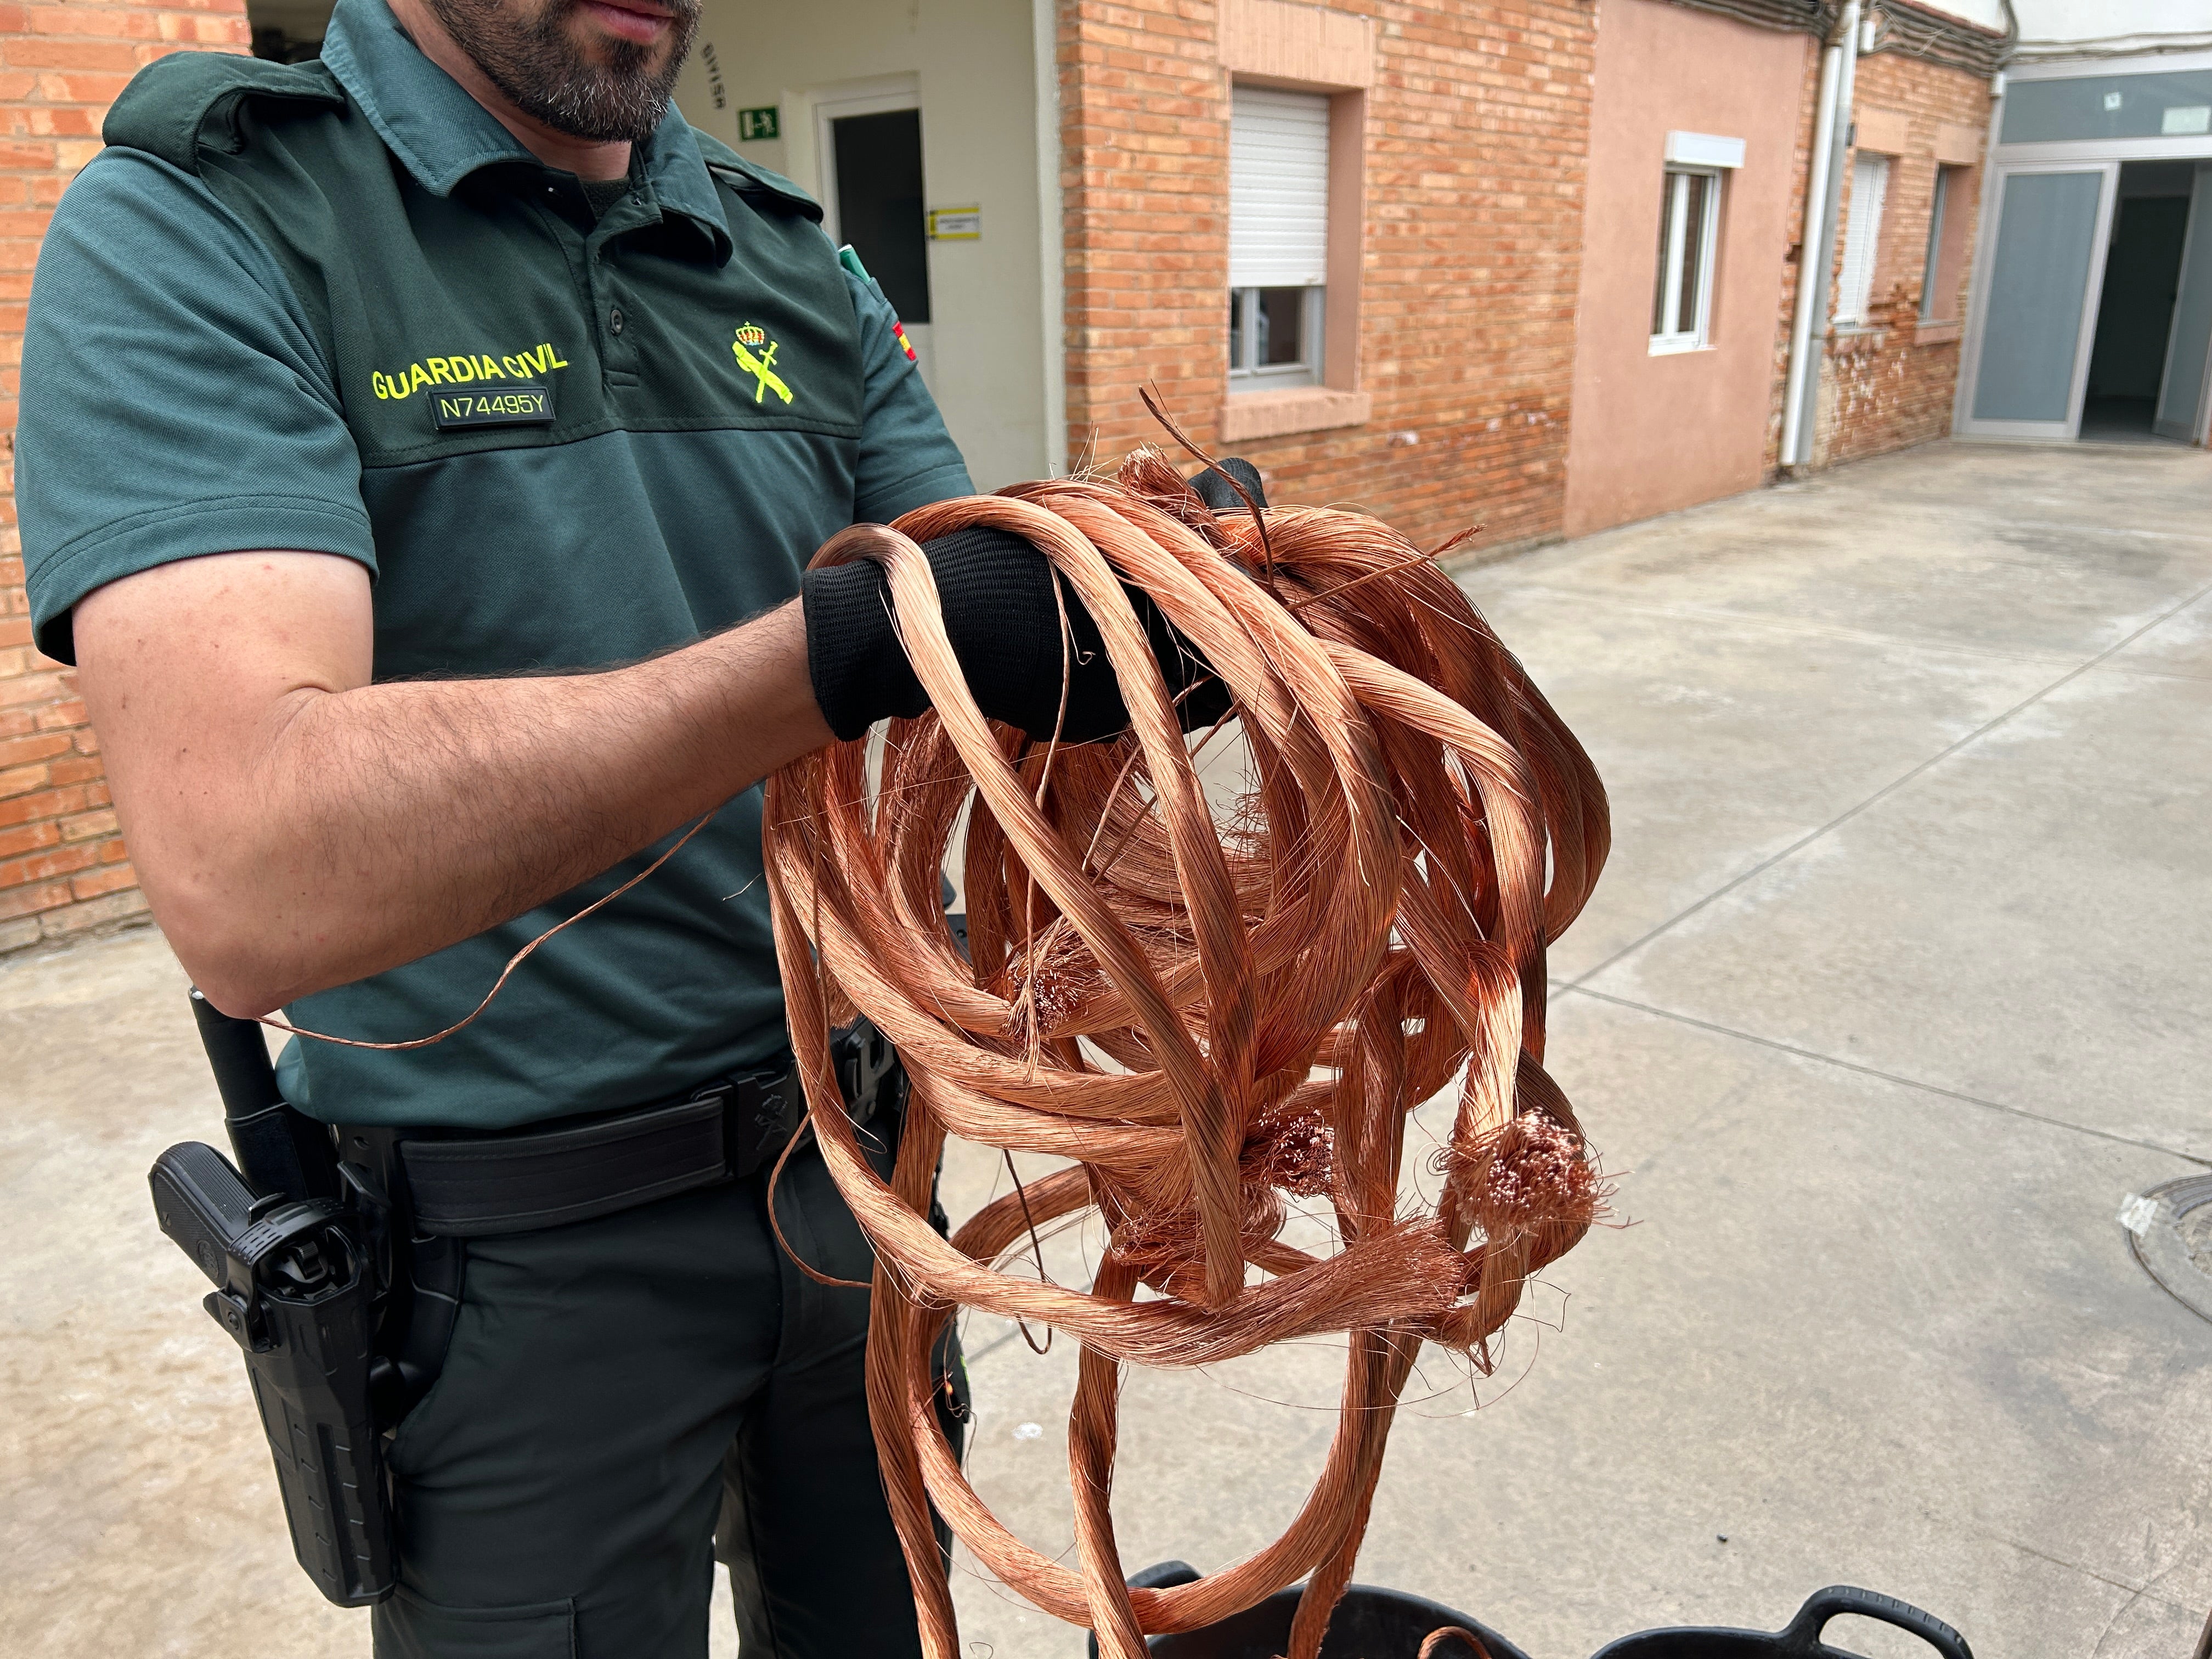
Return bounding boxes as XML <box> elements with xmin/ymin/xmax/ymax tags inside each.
<box><xmin>320</xmin><ymin>0</ymin><xmax>732</xmax><ymax>263</ymax></box>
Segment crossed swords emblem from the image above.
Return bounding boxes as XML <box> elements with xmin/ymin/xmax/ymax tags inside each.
<box><xmin>733</xmin><ymin>330</ymin><xmax>793</xmax><ymax>405</ymax></box>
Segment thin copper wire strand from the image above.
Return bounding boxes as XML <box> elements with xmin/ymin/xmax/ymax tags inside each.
<box><xmin>765</xmin><ymin>452</ymin><xmax>1610</xmax><ymax>1659</ymax></box>
<box><xmin>256</xmin><ymin>809</ymin><xmax>720</xmax><ymax>1049</ymax></box>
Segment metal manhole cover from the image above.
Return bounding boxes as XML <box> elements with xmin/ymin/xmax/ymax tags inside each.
<box><xmin>2121</xmin><ymin>1177</ymin><xmax>2212</xmax><ymax>1322</ymax></box>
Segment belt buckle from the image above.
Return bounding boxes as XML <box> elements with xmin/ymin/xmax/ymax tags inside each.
<box><xmin>715</xmin><ymin>1065</ymin><xmax>804</xmax><ymax>1178</ymax></box>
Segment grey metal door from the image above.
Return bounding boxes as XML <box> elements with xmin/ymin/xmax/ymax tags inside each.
<box><xmin>1957</xmin><ymin>163</ymin><xmax>2118</xmax><ymax>441</ymax></box>
<box><xmin>2155</xmin><ymin>163</ymin><xmax>2212</xmax><ymax>443</ymax></box>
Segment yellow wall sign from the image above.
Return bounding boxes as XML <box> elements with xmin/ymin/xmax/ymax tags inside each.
<box><xmin>927</xmin><ymin>206</ymin><xmax>982</xmax><ymax>241</ymax></box>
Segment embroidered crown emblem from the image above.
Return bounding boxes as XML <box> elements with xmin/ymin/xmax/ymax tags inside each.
<box><xmin>731</xmin><ymin>324</ymin><xmax>793</xmax><ymax>405</ymax></box>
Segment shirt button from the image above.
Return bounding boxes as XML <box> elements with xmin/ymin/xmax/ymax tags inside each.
<box><xmin>610</xmin><ymin>307</ymin><xmax>625</xmax><ymax>335</ymax></box>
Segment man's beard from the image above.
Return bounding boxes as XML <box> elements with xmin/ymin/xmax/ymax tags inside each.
<box><xmin>424</xmin><ymin>0</ymin><xmax>699</xmax><ymax>144</ymax></box>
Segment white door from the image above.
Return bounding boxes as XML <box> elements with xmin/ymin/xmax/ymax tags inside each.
<box><xmin>1956</xmin><ymin>162</ymin><xmax>2120</xmax><ymax>441</ymax></box>
<box><xmin>815</xmin><ymin>87</ymin><xmax>934</xmax><ymax>386</ymax></box>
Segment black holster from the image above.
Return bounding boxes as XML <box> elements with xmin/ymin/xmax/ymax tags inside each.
<box><xmin>150</xmin><ymin>992</ymin><xmax>400</xmax><ymax>1606</ymax></box>
<box><xmin>152</xmin><ymin>994</ymin><xmax>928</xmax><ymax>1611</ymax></box>
<box><xmin>149</xmin><ymin>1139</ymin><xmax>396</xmax><ymax>1606</ymax></box>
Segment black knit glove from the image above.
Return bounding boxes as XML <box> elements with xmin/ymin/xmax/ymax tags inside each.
<box><xmin>803</xmin><ymin>462</ymin><xmax>1265</xmax><ymax>744</ymax></box>
<box><xmin>1190</xmin><ymin>458</ymin><xmax>1266</xmax><ymax>516</ymax></box>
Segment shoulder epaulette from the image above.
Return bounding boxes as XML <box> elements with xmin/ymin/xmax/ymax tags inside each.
<box><xmin>103</xmin><ymin>53</ymin><xmax>346</xmax><ymax>174</ymax></box>
<box><xmin>697</xmin><ymin>137</ymin><xmax>823</xmax><ymax>224</ymax></box>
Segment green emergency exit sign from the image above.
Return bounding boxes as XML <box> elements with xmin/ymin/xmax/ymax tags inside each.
<box><xmin>737</xmin><ymin>106</ymin><xmax>780</xmax><ymax>142</ymax></box>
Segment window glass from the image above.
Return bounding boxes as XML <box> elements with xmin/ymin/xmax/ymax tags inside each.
<box><xmin>1921</xmin><ymin>165</ymin><xmax>1954</xmax><ymax>320</ymax></box>
<box><xmin>1651</xmin><ymin>167</ymin><xmax>1721</xmax><ymax>352</ymax></box>
<box><xmin>1257</xmin><ymin>288</ymin><xmax>1307</xmax><ymax>367</ymax></box>
<box><xmin>1676</xmin><ymin>172</ymin><xmax>1710</xmax><ymax>337</ymax></box>
<box><xmin>1837</xmin><ymin>153</ymin><xmax>1891</xmax><ymax>325</ymax></box>
<box><xmin>2001</xmin><ymin>70</ymin><xmax>2212</xmax><ymax>146</ymax></box>
<box><xmin>1229</xmin><ymin>286</ymin><xmax>1323</xmax><ymax>382</ymax></box>
<box><xmin>831</xmin><ymin>109</ymin><xmax>930</xmax><ymax>324</ymax></box>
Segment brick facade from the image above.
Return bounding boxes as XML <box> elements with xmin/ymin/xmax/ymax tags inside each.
<box><xmin>0</xmin><ymin>0</ymin><xmax>247</xmax><ymax>953</ymax></box>
<box><xmin>1057</xmin><ymin>0</ymin><xmax>1595</xmax><ymax>556</ymax></box>
<box><xmin>1812</xmin><ymin>47</ymin><xmax>1989</xmax><ymax>468</ymax></box>
<box><xmin>0</xmin><ymin>0</ymin><xmax>2008</xmax><ymax>960</ymax></box>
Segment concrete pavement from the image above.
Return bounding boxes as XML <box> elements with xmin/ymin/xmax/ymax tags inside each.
<box><xmin>3</xmin><ymin>439</ymin><xmax>2207</xmax><ymax>1657</ymax></box>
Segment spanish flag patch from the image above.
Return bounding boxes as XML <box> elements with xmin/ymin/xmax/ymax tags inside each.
<box><xmin>838</xmin><ymin>244</ymin><xmax>921</xmax><ymax>364</ymax></box>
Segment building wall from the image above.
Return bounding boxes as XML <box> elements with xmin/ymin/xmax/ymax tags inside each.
<box><xmin>0</xmin><ymin>0</ymin><xmax>248</xmax><ymax>954</ymax></box>
<box><xmin>1057</xmin><ymin>0</ymin><xmax>1595</xmax><ymax>556</ymax></box>
<box><xmin>1813</xmin><ymin>48</ymin><xmax>1989</xmax><ymax>468</ymax></box>
<box><xmin>1562</xmin><ymin>0</ymin><xmax>1812</xmax><ymax>538</ymax></box>
<box><xmin>2006</xmin><ymin>0</ymin><xmax>2212</xmax><ymax>59</ymax></box>
<box><xmin>674</xmin><ymin>0</ymin><xmax>1052</xmax><ymax>489</ymax></box>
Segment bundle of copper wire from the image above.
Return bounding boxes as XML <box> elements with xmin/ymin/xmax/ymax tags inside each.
<box><xmin>762</xmin><ymin>449</ymin><xmax>1610</xmax><ymax>1659</ymax></box>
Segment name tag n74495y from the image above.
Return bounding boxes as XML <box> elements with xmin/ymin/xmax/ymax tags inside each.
<box><xmin>432</xmin><ymin>385</ymin><xmax>554</xmax><ymax>430</ymax></box>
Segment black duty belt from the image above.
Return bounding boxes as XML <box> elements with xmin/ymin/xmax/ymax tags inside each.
<box><xmin>380</xmin><ymin>1065</ymin><xmax>809</xmax><ymax>1239</ymax></box>
<box><xmin>340</xmin><ymin>1023</ymin><xmax>906</xmax><ymax>1240</ymax></box>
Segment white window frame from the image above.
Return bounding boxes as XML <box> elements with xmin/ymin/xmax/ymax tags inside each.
<box><xmin>1228</xmin><ymin>83</ymin><xmax>1330</xmax><ymax>392</ymax></box>
<box><xmin>1919</xmin><ymin>162</ymin><xmax>1954</xmax><ymax>320</ymax></box>
<box><xmin>1229</xmin><ymin>284</ymin><xmax>1325</xmax><ymax>386</ymax></box>
<box><xmin>1651</xmin><ymin>165</ymin><xmax>1722</xmax><ymax>355</ymax></box>
<box><xmin>1837</xmin><ymin>151</ymin><xmax>1892</xmax><ymax>327</ymax></box>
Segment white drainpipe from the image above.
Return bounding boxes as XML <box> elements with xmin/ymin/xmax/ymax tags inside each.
<box><xmin>1781</xmin><ymin>0</ymin><xmax>1862</xmax><ymax>471</ymax></box>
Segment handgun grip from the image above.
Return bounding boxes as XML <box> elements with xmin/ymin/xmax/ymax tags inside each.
<box><xmin>149</xmin><ymin>1140</ymin><xmax>261</xmax><ymax>1292</ymax></box>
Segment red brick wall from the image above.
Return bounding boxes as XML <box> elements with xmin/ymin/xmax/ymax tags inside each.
<box><xmin>1056</xmin><ymin>0</ymin><xmax>1595</xmax><ymax>557</ymax></box>
<box><xmin>0</xmin><ymin>0</ymin><xmax>248</xmax><ymax>953</ymax></box>
<box><xmin>1813</xmin><ymin>49</ymin><xmax>1988</xmax><ymax>469</ymax></box>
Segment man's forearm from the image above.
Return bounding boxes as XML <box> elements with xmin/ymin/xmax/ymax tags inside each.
<box><xmin>78</xmin><ymin>552</ymin><xmax>831</xmax><ymax>1017</ymax></box>
<box><xmin>237</xmin><ymin>607</ymin><xmax>827</xmax><ymax>1011</ymax></box>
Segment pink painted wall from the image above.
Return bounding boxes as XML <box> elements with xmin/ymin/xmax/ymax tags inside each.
<box><xmin>1564</xmin><ymin>0</ymin><xmax>1812</xmax><ymax>537</ymax></box>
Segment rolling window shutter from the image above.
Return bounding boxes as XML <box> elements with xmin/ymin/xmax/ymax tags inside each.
<box><xmin>1837</xmin><ymin>153</ymin><xmax>1890</xmax><ymax>324</ymax></box>
<box><xmin>1231</xmin><ymin>85</ymin><xmax>1330</xmax><ymax>289</ymax></box>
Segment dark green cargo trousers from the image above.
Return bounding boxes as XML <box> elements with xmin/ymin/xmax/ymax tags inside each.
<box><xmin>369</xmin><ymin>1135</ymin><xmax>927</xmax><ymax>1658</ymax></box>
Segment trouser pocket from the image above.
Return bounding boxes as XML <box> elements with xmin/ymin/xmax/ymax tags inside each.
<box><xmin>383</xmin><ymin>1231</ymin><xmax>470</xmax><ymax>1464</ymax></box>
<box><xmin>373</xmin><ymin>1589</ymin><xmax>576</xmax><ymax>1658</ymax></box>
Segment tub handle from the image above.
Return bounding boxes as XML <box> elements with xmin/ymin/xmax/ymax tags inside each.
<box><xmin>1782</xmin><ymin>1585</ymin><xmax>1973</xmax><ymax>1659</ymax></box>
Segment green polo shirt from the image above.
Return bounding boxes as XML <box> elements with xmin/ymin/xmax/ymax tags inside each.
<box><xmin>18</xmin><ymin>0</ymin><xmax>972</xmax><ymax>1128</ymax></box>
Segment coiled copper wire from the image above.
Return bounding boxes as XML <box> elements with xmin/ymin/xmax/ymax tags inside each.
<box><xmin>763</xmin><ymin>450</ymin><xmax>1609</xmax><ymax>1659</ymax></box>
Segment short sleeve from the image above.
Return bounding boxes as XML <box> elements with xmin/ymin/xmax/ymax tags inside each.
<box><xmin>842</xmin><ymin>265</ymin><xmax>973</xmax><ymax>524</ymax></box>
<box><xmin>19</xmin><ymin>148</ymin><xmax>376</xmax><ymax>664</ymax></box>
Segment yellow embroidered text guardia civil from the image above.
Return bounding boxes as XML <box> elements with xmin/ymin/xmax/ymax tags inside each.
<box><xmin>372</xmin><ymin>342</ymin><xmax>571</xmax><ymax>401</ymax></box>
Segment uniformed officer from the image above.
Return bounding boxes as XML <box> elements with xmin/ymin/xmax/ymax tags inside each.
<box><xmin>16</xmin><ymin>0</ymin><xmax>1246</xmax><ymax>1651</ymax></box>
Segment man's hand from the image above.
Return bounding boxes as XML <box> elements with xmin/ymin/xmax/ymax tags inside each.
<box><xmin>803</xmin><ymin>462</ymin><xmax>1266</xmax><ymax>745</ymax></box>
<box><xmin>75</xmin><ymin>550</ymin><xmax>832</xmax><ymax>1017</ymax></box>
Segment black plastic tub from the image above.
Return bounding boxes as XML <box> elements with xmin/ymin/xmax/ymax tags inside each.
<box><xmin>1085</xmin><ymin>1562</ymin><xmax>1528</xmax><ymax>1659</ymax></box>
<box><xmin>1090</xmin><ymin>1568</ymin><xmax>1972</xmax><ymax>1659</ymax></box>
